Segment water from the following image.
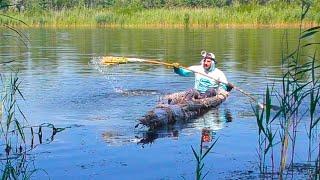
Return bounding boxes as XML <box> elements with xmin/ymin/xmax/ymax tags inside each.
<box><xmin>0</xmin><ymin>28</ymin><xmax>318</xmax><ymax>179</ymax></box>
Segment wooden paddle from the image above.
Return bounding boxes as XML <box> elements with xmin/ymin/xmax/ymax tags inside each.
<box><xmin>101</xmin><ymin>56</ymin><xmax>278</xmax><ymax>110</ymax></box>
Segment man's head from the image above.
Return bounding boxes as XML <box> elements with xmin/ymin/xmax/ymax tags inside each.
<box><xmin>202</xmin><ymin>52</ymin><xmax>216</xmax><ymax>71</ymax></box>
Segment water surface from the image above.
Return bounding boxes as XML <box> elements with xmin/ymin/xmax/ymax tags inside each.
<box><xmin>0</xmin><ymin>27</ymin><xmax>318</xmax><ymax>179</ymax></box>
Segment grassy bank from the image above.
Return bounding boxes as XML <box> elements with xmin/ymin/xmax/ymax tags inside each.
<box><xmin>1</xmin><ymin>2</ymin><xmax>320</xmax><ymax>28</ymax></box>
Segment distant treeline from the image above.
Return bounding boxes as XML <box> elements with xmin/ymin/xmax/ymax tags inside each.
<box><xmin>1</xmin><ymin>0</ymin><xmax>318</xmax><ymax>11</ymax></box>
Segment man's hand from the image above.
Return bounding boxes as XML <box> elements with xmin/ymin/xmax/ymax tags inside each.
<box><xmin>218</xmin><ymin>89</ymin><xmax>229</xmax><ymax>98</ymax></box>
<box><xmin>226</xmin><ymin>83</ymin><xmax>234</xmax><ymax>92</ymax></box>
<box><xmin>172</xmin><ymin>63</ymin><xmax>180</xmax><ymax>69</ymax></box>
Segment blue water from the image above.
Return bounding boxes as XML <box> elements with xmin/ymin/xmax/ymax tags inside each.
<box><xmin>0</xmin><ymin>28</ymin><xmax>318</xmax><ymax>179</ymax></box>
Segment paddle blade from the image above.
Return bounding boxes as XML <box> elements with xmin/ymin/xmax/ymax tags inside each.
<box><xmin>101</xmin><ymin>56</ymin><xmax>128</xmax><ymax>65</ymax></box>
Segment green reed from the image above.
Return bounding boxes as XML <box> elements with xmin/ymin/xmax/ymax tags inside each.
<box><xmin>1</xmin><ymin>153</ymin><xmax>47</xmax><ymax>180</ymax></box>
<box><xmin>253</xmin><ymin>84</ymin><xmax>279</xmax><ymax>174</ymax></box>
<box><xmin>1</xmin><ymin>9</ymin><xmax>68</xmax><ymax>179</ymax></box>
<box><xmin>254</xmin><ymin>1</ymin><xmax>320</xmax><ymax>178</ymax></box>
<box><xmin>1</xmin><ymin>2</ymin><xmax>320</xmax><ymax>28</ymax></box>
<box><xmin>191</xmin><ymin>131</ymin><xmax>218</xmax><ymax>180</ymax></box>
<box><xmin>0</xmin><ymin>72</ymin><xmax>67</xmax><ymax>179</ymax></box>
<box><xmin>0</xmin><ymin>72</ymin><xmax>29</xmax><ymax>180</ymax></box>
<box><xmin>1</xmin><ymin>71</ymin><xmax>27</xmax><ymax>155</ymax></box>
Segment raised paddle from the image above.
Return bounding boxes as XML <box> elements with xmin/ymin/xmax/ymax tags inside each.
<box><xmin>100</xmin><ymin>56</ymin><xmax>279</xmax><ymax>110</ymax></box>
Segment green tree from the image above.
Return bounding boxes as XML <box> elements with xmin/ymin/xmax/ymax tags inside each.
<box><xmin>0</xmin><ymin>0</ymin><xmax>10</xmax><ymax>10</ymax></box>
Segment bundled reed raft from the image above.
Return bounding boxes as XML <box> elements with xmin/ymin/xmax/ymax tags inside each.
<box><xmin>136</xmin><ymin>91</ymin><xmax>228</xmax><ymax>129</ymax></box>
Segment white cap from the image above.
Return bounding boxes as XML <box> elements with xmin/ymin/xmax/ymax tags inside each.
<box><xmin>201</xmin><ymin>50</ymin><xmax>215</xmax><ymax>60</ymax></box>
<box><xmin>206</xmin><ymin>53</ymin><xmax>215</xmax><ymax>60</ymax></box>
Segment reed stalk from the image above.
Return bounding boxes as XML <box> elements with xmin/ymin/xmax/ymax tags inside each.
<box><xmin>191</xmin><ymin>130</ymin><xmax>218</xmax><ymax>180</ymax></box>
<box><xmin>0</xmin><ymin>72</ymin><xmax>67</xmax><ymax>179</ymax></box>
<box><xmin>254</xmin><ymin>0</ymin><xmax>320</xmax><ymax>178</ymax></box>
<box><xmin>0</xmin><ymin>71</ymin><xmax>27</xmax><ymax>156</ymax></box>
<box><xmin>1</xmin><ymin>3</ymin><xmax>320</xmax><ymax>28</ymax></box>
<box><xmin>0</xmin><ymin>7</ymin><xmax>67</xmax><ymax>179</ymax></box>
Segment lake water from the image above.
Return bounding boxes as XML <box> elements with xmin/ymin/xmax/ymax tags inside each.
<box><xmin>0</xmin><ymin>28</ymin><xmax>318</xmax><ymax>179</ymax></box>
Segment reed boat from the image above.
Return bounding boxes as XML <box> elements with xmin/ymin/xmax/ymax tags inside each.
<box><xmin>136</xmin><ymin>91</ymin><xmax>229</xmax><ymax>129</ymax></box>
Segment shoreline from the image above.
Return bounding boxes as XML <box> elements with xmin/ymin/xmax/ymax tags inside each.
<box><xmin>5</xmin><ymin>22</ymin><xmax>317</xmax><ymax>29</ymax></box>
<box><xmin>1</xmin><ymin>6</ymin><xmax>319</xmax><ymax>29</ymax></box>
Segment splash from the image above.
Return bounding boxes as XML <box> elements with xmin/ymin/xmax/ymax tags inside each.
<box><xmin>89</xmin><ymin>56</ymin><xmax>160</xmax><ymax>96</ymax></box>
<box><xmin>89</xmin><ymin>56</ymin><xmax>124</xmax><ymax>92</ymax></box>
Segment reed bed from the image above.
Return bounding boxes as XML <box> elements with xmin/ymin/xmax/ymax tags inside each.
<box><xmin>1</xmin><ymin>3</ymin><xmax>319</xmax><ymax>28</ymax></box>
<box><xmin>0</xmin><ymin>71</ymin><xmax>67</xmax><ymax>179</ymax></box>
<box><xmin>253</xmin><ymin>1</ymin><xmax>320</xmax><ymax>178</ymax></box>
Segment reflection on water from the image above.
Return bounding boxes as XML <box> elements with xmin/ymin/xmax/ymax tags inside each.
<box><xmin>0</xmin><ymin>124</ymin><xmax>67</xmax><ymax>178</ymax></box>
<box><xmin>101</xmin><ymin>108</ymin><xmax>233</xmax><ymax>146</ymax></box>
<box><xmin>1</xmin><ymin>154</ymin><xmax>44</xmax><ymax>179</ymax></box>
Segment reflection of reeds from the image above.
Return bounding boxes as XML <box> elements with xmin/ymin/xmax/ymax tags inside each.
<box><xmin>191</xmin><ymin>129</ymin><xmax>218</xmax><ymax>180</ymax></box>
<box><xmin>254</xmin><ymin>1</ymin><xmax>320</xmax><ymax>178</ymax></box>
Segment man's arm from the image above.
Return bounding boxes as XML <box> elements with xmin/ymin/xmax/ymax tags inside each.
<box><xmin>172</xmin><ymin>63</ymin><xmax>194</xmax><ymax>77</ymax></box>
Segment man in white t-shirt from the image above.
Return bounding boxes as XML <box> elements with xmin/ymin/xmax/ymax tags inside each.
<box><xmin>173</xmin><ymin>51</ymin><xmax>233</xmax><ymax>99</ymax></box>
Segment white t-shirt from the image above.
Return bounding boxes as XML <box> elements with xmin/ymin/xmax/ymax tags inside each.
<box><xmin>188</xmin><ymin>65</ymin><xmax>228</xmax><ymax>93</ymax></box>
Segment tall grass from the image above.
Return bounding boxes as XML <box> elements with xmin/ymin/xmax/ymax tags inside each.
<box><xmin>1</xmin><ymin>2</ymin><xmax>320</xmax><ymax>28</ymax></box>
<box><xmin>0</xmin><ymin>8</ymin><xmax>68</xmax><ymax>179</ymax></box>
<box><xmin>0</xmin><ymin>72</ymin><xmax>68</xmax><ymax>179</ymax></box>
<box><xmin>254</xmin><ymin>0</ymin><xmax>320</xmax><ymax>178</ymax></box>
<box><xmin>0</xmin><ymin>72</ymin><xmax>27</xmax><ymax>156</ymax></box>
<box><xmin>253</xmin><ymin>85</ymin><xmax>278</xmax><ymax>174</ymax></box>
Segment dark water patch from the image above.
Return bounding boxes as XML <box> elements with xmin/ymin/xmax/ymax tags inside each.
<box><xmin>223</xmin><ymin>170</ymin><xmax>260</xmax><ymax>179</ymax></box>
<box><xmin>223</xmin><ymin>162</ymin><xmax>318</xmax><ymax>179</ymax></box>
<box><xmin>237</xmin><ymin>110</ymin><xmax>256</xmax><ymax>117</ymax></box>
<box><xmin>101</xmin><ymin>131</ymin><xmax>141</xmax><ymax>146</ymax></box>
<box><xmin>115</xmin><ymin>88</ymin><xmax>161</xmax><ymax>96</ymax></box>
<box><xmin>135</xmin><ymin>127</ymin><xmax>180</xmax><ymax>146</ymax></box>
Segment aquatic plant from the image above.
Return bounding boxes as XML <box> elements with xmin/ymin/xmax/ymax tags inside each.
<box><xmin>0</xmin><ymin>72</ymin><xmax>68</xmax><ymax>179</ymax></box>
<box><xmin>253</xmin><ymin>84</ymin><xmax>278</xmax><ymax>174</ymax></box>
<box><xmin>254</xmin><ymin>0</ymin><xmax>320</xmax><ymax>178</ymax></box>
<box><xmin>0</xmin><ymin>72</ymin><xmax>27</xmax><ymax>155</ymax></box>
<box><xmin>0</xmin><ymin>7</ymin><xmax>67</xmax><ymax>179</ymax></box>
<box><xmin>0</xmin><ymin>11</ymin><xmax>29</xmax><ymax>48</ymax></box>
<box><xmin>1</xmin><ymin>2</ymin><xmax>319</xmax><ymax>28</ymax></box>
<box><xmin>191</xmin><ymin>129</ymin><xmax>218</xmax><ymax>180</ymax></box>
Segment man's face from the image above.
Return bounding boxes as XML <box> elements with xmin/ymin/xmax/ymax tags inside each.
<box><xmin>203</xmin><ymin>59</ymin><xmax>212</xmax><ymax>70</ymax></box>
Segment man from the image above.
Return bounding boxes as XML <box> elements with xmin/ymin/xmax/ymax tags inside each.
<box><xmin>173</xmin><ymin>51</ymin><xmax>233</xmax><ymax>100</ymax></box>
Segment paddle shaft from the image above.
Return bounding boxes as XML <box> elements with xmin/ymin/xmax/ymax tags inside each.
<box><xmin>125</xmin><ymin>58</ymin><xmax>262</xmax><ymax>104</ymax></box>
<box><xmin>182</xmin><ymin>66</ymin><xmax>263</xmax><ymax>108</ymax></box>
